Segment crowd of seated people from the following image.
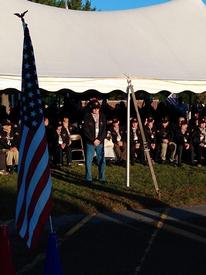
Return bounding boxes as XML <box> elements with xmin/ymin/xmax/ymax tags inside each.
<box><xmin>1</xmin><ymin>96</ymin><xmax>206</xmax><ymax>175</ymax></box>
<box><xmin>129</xmin><ymin>116</ymin><xmax>195</xmax><ymax>167</ymax></box>
<box><xmin>103</xmin><ymin>97</ymin><xmax>206</xmax><ymax>167</ymax></box>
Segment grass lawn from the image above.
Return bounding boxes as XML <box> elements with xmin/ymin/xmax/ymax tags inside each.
<box><xmin>1</xmin><ymin>162</ymin><xmax>206</xmax><ymax>221</ymax></box>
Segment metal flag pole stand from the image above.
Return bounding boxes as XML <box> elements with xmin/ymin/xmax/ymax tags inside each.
<box><xmin>127</xmin><ymin>79</ymin><xmax>161</xmax><ymax>199</ymax></box>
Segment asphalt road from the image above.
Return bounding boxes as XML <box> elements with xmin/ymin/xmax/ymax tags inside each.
<box><xmin>8</xmin><ymin>206</ymin><xmax>206</xmax><ymax>275</ymax></box>
<box><xmin>59</xmin><ymin>207</ymin><xmax>206</xmax><ymax>275</ymax></box>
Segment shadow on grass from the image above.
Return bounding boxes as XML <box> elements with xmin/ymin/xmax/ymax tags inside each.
<box><xmin>51</xmin><ymin>168</ymin><xmax>206</xmax><ymax>231</ymax></box>
<box><xmin>51</xmin><ymin>168</ymin><xmax>166</xmax><ymax>212</ymax></box>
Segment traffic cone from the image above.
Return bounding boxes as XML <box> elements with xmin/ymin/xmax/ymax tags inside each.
<box><xmin>43</xmin><ymin>232</ymin><xmax>62</xmax><ymax>275</ymax></box>
<box><xmin>0</xmin><ymin>225</ymin><xmax>16</xmax><ymax>275</ymax></box>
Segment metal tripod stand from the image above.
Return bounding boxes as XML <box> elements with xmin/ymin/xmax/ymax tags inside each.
<box><xmin>127</xmin><ymin>79</ymin><xmax>161</xmax><ymax>199</ymax></box>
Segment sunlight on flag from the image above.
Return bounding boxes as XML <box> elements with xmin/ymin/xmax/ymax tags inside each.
<box><xmin>15</xmin><ymin>18</ymin><xmax>52</xmax><ymax>249</ymax></box>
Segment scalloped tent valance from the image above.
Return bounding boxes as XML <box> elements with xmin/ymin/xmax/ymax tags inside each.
<box><xmin>1</xmin><ymin>0</ymin><xmax>206</xmax><ymax>93</ymax></box>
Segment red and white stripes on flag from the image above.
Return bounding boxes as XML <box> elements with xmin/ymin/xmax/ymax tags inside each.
<box><xmin>15</xmin><ymin>18</ymin><xmax>52</xmax><ymax>249</ymax></box>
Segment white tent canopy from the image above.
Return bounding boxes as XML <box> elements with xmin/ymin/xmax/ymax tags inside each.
<box><xmin>1</xmin><ymin>0</ymin><xmax>206</xmax><ymax>93</ymax></box>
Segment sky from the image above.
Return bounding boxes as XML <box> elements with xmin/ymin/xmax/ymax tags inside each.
<box><xmin>86</xmin><ymin>0</ymin><xmax>206</xmax><ymax>11</ymax></box>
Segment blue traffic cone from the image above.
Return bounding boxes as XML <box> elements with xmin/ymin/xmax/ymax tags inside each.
<box><xmin>43</xmin><ymin>232</ymin><xmax>62</xmax><ymax>275</ymax></box>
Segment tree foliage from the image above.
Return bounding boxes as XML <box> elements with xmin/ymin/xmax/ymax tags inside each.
<box><xmin>28</xmin><ymin>0</ymin><xmax>96</xmax><ymax>10</ymax></box>
<box><xmin>83</xmin><ymin>0</ymin><xmax>95</xmax><ymax>11</ymax></box>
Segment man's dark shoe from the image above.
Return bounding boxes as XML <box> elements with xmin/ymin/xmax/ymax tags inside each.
<box><xmin>121</xmin><ymin>160</ymin><xmax>127</xmax><ymax>167</ymax></box>
<box><xmin>7</xmin><ymin>165</ymin><xmax>13</xmax><ymax>174</ymax></box>
<box><xmin>13</xmin><ymin>165</ymin><xmax>18</xmax><ymax>173</ymax></box>
<box><xmin>85</xmin><ymin>180</ymin><xmax>92</xmax><ymax>185</ymax></box>
<box><xmin>56</xmin><ymin>164</ymin><xmax>63</xmax><ymax>170</ymax></box>
<box><xmin>99</xmin><ymin>180</ymin><xmax>106</xmax><ymax>184</ymax></box>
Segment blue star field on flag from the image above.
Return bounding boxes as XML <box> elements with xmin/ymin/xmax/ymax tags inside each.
<box><xmin>21</xmin><ymin>27</ymin><xmax>43</xmax><ymax>129</ymax></box>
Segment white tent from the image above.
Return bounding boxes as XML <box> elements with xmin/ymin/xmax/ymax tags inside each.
<box><xmin>1</xmin><ymin>0</ymin><xmax>206</xmax><ymax>93</ymax></box>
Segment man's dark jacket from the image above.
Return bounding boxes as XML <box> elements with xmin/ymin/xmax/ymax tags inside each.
<box><xmin>82</xmin><ymin>112</ymin><xmax>106</xmax><ymax>144</ymax></box>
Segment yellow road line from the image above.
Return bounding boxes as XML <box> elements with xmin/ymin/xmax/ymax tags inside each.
<box><xmin>61</xmin><ymin>213</ymin><xmax>96</xmax><ymax>240</ymax></box>
<box><xmin>134</xmin><ymin>208</ymin><xmax>169</xmax><ymax>275</ymax></box>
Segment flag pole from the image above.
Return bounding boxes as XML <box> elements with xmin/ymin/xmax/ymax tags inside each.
<box><xmin>126</xmin><ymin>84</ymin><xmax>131</xmax><ymax>187</ymax></box>
<box><xmin>49</xmin><ymin>216</ymin><xmax>54</xmax><ymax>233</ymax></box>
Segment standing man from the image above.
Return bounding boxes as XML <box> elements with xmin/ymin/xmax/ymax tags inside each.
<box><xmin>82</xmin><ymin>99</ymin><xmax>107</xmax><ymax>184</ymax></box>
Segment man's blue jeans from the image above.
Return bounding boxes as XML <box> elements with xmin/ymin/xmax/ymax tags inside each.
<box><xmin>85</xmin><ymin>143</ymin><xmax>106</xmax><ymax>182</ymax></box>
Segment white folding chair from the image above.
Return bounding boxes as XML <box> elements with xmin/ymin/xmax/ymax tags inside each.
<box><xmin>70</xmin><ymin>134</ymin><xmax>85</xmax><ymax>162</ymax></box>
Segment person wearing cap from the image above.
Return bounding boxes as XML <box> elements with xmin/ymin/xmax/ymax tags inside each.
<box><xmin>130</xmin><ymin>118</ymin><xmax>142</xmax><ymax>165</ymax></box>
<box><xmin>156</xmin><ymin>117</ymin><xmax>176</xmax><ymax>164</ymax></box>
<box><xmin>110</xmin><ymin>118</ymin><xmax>127</xmax><ymax>166</ymax></box>
<box><xmin>175</xmin><ymin>120</ymin><xmax>194</xmax><ymax>166</ymax></box>
<box><xmin>192</xmin><ymin>118</ymin><xmax>206</xmax><ymax>166</ymax></box>
<box><xmin>52</xmin><ymin>123</ymin><xmax>72</xmax><ymax>169</ymax></box>
<box><xmin>82</xmin><ymin>99</ymin><xmax>107</xmax><ymax>184</ymax></box>
<box><xmin>144</xmin><ymin>116</ymin><xmax>158</xmax><ymax>163</ymax></box>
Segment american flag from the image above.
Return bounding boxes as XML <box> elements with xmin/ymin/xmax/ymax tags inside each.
<box><xmin>166</xmin><ymin>93</ymin><xmax>178</xmax><ymax>106</ymax></box>
<box><xmin>15</xmin><ymin>20</ymin><xmax>52</xmax><ymax>249</ymax></box>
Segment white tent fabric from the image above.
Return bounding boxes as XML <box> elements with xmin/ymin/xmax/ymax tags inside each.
<box><xmin>1</xmin><ymin>0</ymin><xmax>206</xmax><ymax>93</ymax></box>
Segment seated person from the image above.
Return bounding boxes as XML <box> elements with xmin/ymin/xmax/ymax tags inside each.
<box><xmin>192</xmin><ymin>118</ymin><xmax>206</xmax><ymax>166</ymax></box>
<box><xmin>104</xmin><ymin>130</ymin><xmax>116</xmax><ymax>164</ymax></box>
<box><xmin>130</xmin><ymin>118</ymin><xmax>142</xmax><ymax>165</ymax></box>
<box><xmin>0</xmin><ymin>150</ymin><xmax>8</xmax><ymax>175</ymax></box>
<box><xmin>62</xmin><ymin>116</ymin><xmax>77</xmax><ymax>135</ymax></box>
<box><xmin>110</xmin><ymin>118</ymin><xmax>127</xmax><ymax>166</ymax></box>
<box><xmin>0</xmin><ymin>120</ymin><xmax>19</xmax><ymax>173</ymax></box>
<box><xmin>144</xmin><ymin>116</ymin><xmax>158</xmax><ymax>163</ymax></box>
<box><xmin>61</xmin><ymin>116</ymin><xmax>74</xmax><ymax>165</ymax></box>
<box><xmin>156</xmin><ymin>117</ymin><xmax>177</xmax><ymax>164</ymax></box>
<box><xmin>52</xmin><ymin>124</ymin><xmax>72</xmax><ymax>168</ymax></box>
<box><xmin>175</xmin><ymin>120</ymin><xmax>194</xmax><ymax>166</ymax></box>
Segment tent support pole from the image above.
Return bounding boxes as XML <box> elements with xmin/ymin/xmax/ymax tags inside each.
<box><xmin>127</xmin><ymin>79</ymin><xmax>161</xmax><ymax>198</ymax></box>
<box><xmin>126</xmin><ymin>85</ymin><xmax>131</xmax><ymax>187</ymax></box>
